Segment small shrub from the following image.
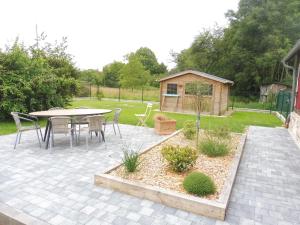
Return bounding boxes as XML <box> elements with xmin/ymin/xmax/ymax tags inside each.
<box><xmin>183</xmin><ymin>172</ymin><xmax>216</xmax><ymax>197</ymax></box>
<box><xmin>183</xmin><ymin>120</ymin><xmax>196</xmax><ymax>140</ymax></box>
<box><xmin>122</xmin><ymin>149</ymin><xmax>140</xmax><ymax>172</ymax></box>
<box><xmin>161</xmin><ymin>145</ymin><xmax>198</xmax><ymax>172</ymax></box>
<box><xmin>199</xmin><ymin>138</ymin><xmax>230</xmax><ymax>157</ymax></box>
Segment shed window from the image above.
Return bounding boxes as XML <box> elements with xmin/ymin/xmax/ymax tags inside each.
<box><xmin>185</xmin><ymin>83</ymin><xmax>213</xmax><ymax>96</ymax></box>
<box><xmin>167</xmin><ymin>83</ymin><xmax>178</xmax><ymax>94</ymax></box>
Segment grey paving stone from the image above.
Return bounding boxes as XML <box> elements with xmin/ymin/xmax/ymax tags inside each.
<box><xmin>0</xmin><ymin>126</ymin><xmax>299</xmax><ymax>225</ymax></box>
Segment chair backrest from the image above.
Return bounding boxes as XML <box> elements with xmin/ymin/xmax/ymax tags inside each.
<box><xmin>48</xmin><ymin>107</ymin><xmax>64</xmax><ymax>111</ymax></box>
<box><xmin>50</xmin><ymin>117</ymin><xmax>71</xmax><ymax>134</ymax></box>
<box><xmin>145</xmin><ymin>103</ymin><xmax>153</xmax><ymax>117</ymax></box>
<box><xmin>113</xmin><ymin>108</ymin><xmax>122</xmax><ymax>123</ymax></box>
<box><xmin>11</xmin><ymin>112</ymin><xmax>21</xmax><ymax>130</ymax></box>
<box><xmin>85</xmin><ymin>115</ymin><xmax>104</xmax><ymax>132</ymax></box>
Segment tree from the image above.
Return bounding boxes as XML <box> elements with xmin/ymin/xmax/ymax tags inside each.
<box><xmin>185</xmin><ymin>81</ymin><xmax>211</xmax><ymax>145</ymax></box>
<box><xmin>119</xmin><ymin>55</ymin><xmax>151</xmax><ymax>89</ymax></box>
<box><xmin>102</xmin><ymin>61</ymin><xmax>124</xmax><ymax>87</ymax></box>
<box><xmin>79</xmin><ymin>69</ymin><xmax>103</xmax><ymax>98</ymax></box>
<box><xmin>134</xmin><ymin>47</ymin><xmax>167</xmax><ymax>75</ymax></box>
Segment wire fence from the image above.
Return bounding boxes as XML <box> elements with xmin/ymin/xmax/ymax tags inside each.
<box><xmin>76</xmin><ymin>81</ymin><xmax>160</xmax><ymax>102</ymax></box>
<box><xmin>77</xmin><ymin>82</ymin><xmax>292</xmax><ymax>117</ymax></box>
<box><xmin>229</xmin><ymin>90</ymin><xmax>291</xmax><ymax>117</ymax></box>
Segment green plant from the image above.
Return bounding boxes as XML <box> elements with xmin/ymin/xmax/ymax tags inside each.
<box><xmin>96</xmin><ymin>90</ymin><xmax>104</xmax><ymax>101</ymax></box>
<box><xmin>122</xmin><ymin>149</ymin><xmax>140</xmax><ymax>172</ymax></box>
<box><xmin>199</xmin><ymin>138</ymin><xmax>230</xmax><ymax>157</ymax></box>
<box><xmin>183</xmin><ymin>120</ymin><xmax>196</xmax><ymax>139</ymax></box>
<box><xmin>183</xmin><ymin>172</ymin><xmax>216</xmax><ymax>197</ymax></box>
<box><xmin>161</xmin><ymin>145</ymin><xmax>198</xmax><ymax>172</ymax></box>
<box><xmin>208</xmin><ymin>126</ymin><xmax>230</xmax><ymax>139</ymax></box>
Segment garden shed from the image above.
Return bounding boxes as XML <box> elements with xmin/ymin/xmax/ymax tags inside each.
<box><xmin>159</xmin><ymin>70</ymin><xmax>234</xmax><ymax>115</ymax></box>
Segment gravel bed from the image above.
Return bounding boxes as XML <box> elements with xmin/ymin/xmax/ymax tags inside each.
<box><xmin>110</xmin><ymin>131</ymin><xmax>242</xmax><ymax>200</ymax></box>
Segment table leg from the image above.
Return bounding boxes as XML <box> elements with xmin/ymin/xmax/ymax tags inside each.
<box><xmin>43</xmin><ymin>120</ymin><xmax>49</xmax><ymax>142</ymax></box>
<box><xmin>46</xmin><ymin>122</ymin><xmax>52</xmax><ymax>149</ymax></box>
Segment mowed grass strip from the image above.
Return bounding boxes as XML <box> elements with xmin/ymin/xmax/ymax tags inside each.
<box><xmin>0</xmin><ymin>99</ymin><xmax>282</xmax><ymax>135</ymax></box>
<box><xmin>71</xmin><ymin>99</ymin><xmax>282</xmax><ymax>133</ymax></box>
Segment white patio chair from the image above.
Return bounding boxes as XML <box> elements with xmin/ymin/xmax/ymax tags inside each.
<box><xmin>135</xmin><ymin>103</ymin><xmax>153</xmax><ymax>126</ymax></box>
<box><xmin>78</xmin><ymin>115</ymin><xmax>105</xmax><ymax>148</ymax></box>
<box><xmin>49</xmin><ymin>116</ymin><xmax>74</xmax><ymax>149</ymax></box>
<box><xmin>104</xmin><ymin>108</ymin><xmax>122</xmax><ymax>138</ymax></box>
<box><xmin>11</xmin><ymin>112</ymin><xmax>43</xmax><ymax>149</ymax></box>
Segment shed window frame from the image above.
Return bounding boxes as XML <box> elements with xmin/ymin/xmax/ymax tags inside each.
<box><xmin>184</xmin><ymin>83</ymin><xmax>213</xmax><ymax>96</ymax></box>
<box><xmin>166</xmin><ymin>83</ymin><xmax>178</xmax><ymax>95</ymax></box>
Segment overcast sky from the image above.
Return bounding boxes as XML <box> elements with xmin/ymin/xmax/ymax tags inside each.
<box><xmin>0</xmin><ymin>0</ymin><xmax>239</xmax><ymax>70</ymax></box>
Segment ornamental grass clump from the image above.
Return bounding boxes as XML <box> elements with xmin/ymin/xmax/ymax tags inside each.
<box><xmin>183</xmin><ymin>172</ymin><xmax>216</xmax><ymax>197</ymax></box>
<box><xmin>199</xmin><ymin>137</ymin><xmax>230</xmax><ymax>157</ymax></box>
<box><xmin>183</xmin><ymin>120</ymin><xmax>196</xmax><ymax>140</ymax></box>
<box><xmin>122</xmin><ymin>149</ymin><xmax>140</xmax><ymax>172</ymax></box>
<box><xmin>161</xmin><ymin>145</ymin><xmax>198</xmax><ymax>172</ymax></box>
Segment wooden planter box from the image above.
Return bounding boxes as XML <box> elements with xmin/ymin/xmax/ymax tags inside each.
<box><xmin>154</xmin><ymin>119</ymin><xmax>176</xmax><ymax>135</ymax></box>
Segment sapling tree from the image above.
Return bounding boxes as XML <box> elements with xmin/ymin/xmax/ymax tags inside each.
<box><xmin>185</xmin><ymin>81</ymin><xmax>210</xmax><ymax>145</ymax></box>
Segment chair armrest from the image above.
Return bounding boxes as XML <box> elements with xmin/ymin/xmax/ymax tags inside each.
<box><xmin>18</xmin><ymin>116</ymin><xmax>35</xmax><ymax>122</ymax></box>
<box><xmin>18</xmin><ymin>113</ymin><xmax>38</xmax><ymax>121</ymax></box>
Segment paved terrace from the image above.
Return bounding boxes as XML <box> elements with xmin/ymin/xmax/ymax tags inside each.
<box><xmin>0</xmin><ymin>125</ymin><xmax>299</xmax><ymax>225</ymax></box>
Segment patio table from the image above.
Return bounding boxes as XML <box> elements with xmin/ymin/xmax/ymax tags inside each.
<box><xmin>29</xmin><ymin>109</ymin><xmax>112</xmax><ymax>149</ymax></box>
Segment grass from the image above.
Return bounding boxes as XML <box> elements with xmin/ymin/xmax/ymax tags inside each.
<box><xmin>0</xmin><ymin>99</ymin><xmax>282</xmax><ymax>136</ymax></box>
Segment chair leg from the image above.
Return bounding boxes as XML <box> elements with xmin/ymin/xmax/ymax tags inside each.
<box><xmin>49</xmin><ymin>133</ymin><xmax>53</xmax><ymax>150</ymax></box>
<box><xmin>14</xmin><ymin>131</ymin><xmax>20</xmax><ymax>149</ymax></box>
<box><xmin>117</xmin><ymin>124</ymin><xmax>122</xmax><ymax>138</ymax></box>
<box><xmin>18</xmin><ymin>131</ymin><xmax>22</xmax><ymax>144</ymax></box>
<box><xmin>86</xmin><ymin>132</ymin><xmax>89</xmax><ymax>149</ymax></box>
<box><xmin>39</xmin><ymin>128</ymin><xmax>43</xmax><ymax>141</ymax></box>
<box><xmin>101</xmin><ymin>130</ymin><xmax>105</xmax><ymax>142</ymax></box>
<box><xmin>36</xmin><ymin>129</ymin><xmax>41</xmax><ymax>148</ymax></box>
<box><xmin>112</xmin><ymin>124</ymin><xmax>116</xmax><ymax>135</ymax></box>
<box><xmin>51</xmin><ymin>132</ymin><xmax>54</xmax><ymax>148</ymax></box>
<box><xmin>70</xmin><ymin>133</ymin><xmax>73</xmax><ymax>149</ymax></box>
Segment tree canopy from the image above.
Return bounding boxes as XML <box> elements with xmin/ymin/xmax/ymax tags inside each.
<box><xmin>172</xmin><ymin>0</ymin><xmax>300</xmax><ymax>95</ymax></box>
<box><xmin>119</xmin><ymin>55</ymin><xmax>151</xmax><ymax>88</ymax></box>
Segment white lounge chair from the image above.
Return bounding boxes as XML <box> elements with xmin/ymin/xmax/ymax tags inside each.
<box><xmin>135</xmin><ymin>103</ymin><xmax>152</xmax><ymax>126</ymax></box>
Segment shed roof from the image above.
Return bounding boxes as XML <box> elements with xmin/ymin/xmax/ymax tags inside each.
<box><xmin>159</xmin><ymin>70</ymin><xmax>234</xmax><ymax>85</ymax></box>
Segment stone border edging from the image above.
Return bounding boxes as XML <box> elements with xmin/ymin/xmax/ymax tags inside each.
<box><xmin>0</xmin><ymin>202</ymin><xmax>49</xmax><ymax>225</ymax></box>
<box><xmin>94</xmin><ymin>131</ymin><xmax>248</xmax><ymax>220</ymax></box>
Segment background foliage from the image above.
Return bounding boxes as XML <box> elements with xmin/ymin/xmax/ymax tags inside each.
<box><xmin>172</xmin><ymin>0</ymin><xmax>300</xmax><ymax>95</ymax></box>
<box><xmin>0</xmin><ymin>37</ymin><xmax>79</xmax><ymax>120</ymax></box>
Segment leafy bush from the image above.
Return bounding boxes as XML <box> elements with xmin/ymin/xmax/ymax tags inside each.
<box><xmin>161</xmin><ymin>145</ymin><xmax>198</xmax><ymax>172</ymax></box>
<box><xmin>183</xmin><ymin>172</ymin><xmax>216</xmax><ymax>197</ymax></box>
<box><xmin>0</xmin><ymin>38</ymin><xmax>79</xmax><ymax>120</ymax></box>
<box><xmin>122</xmin><ymin>149</ymin><xmax>140</xmax><ymax>172</ymax></box>
<box><xmin>199</xmin><ymin>138</ymin><xmax>230</xmax><ymax>157</ymax></box>
<box><xmin>183</xmin><ymin>120</ymin><xmax>196</xmax><ymax>140</ymax></box>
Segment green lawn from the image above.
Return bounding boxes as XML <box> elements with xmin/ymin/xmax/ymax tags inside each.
<box><xmin>0</xmin><ymin>99</ymin><xmax>282</xmax><ymax>136</ymax></box>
